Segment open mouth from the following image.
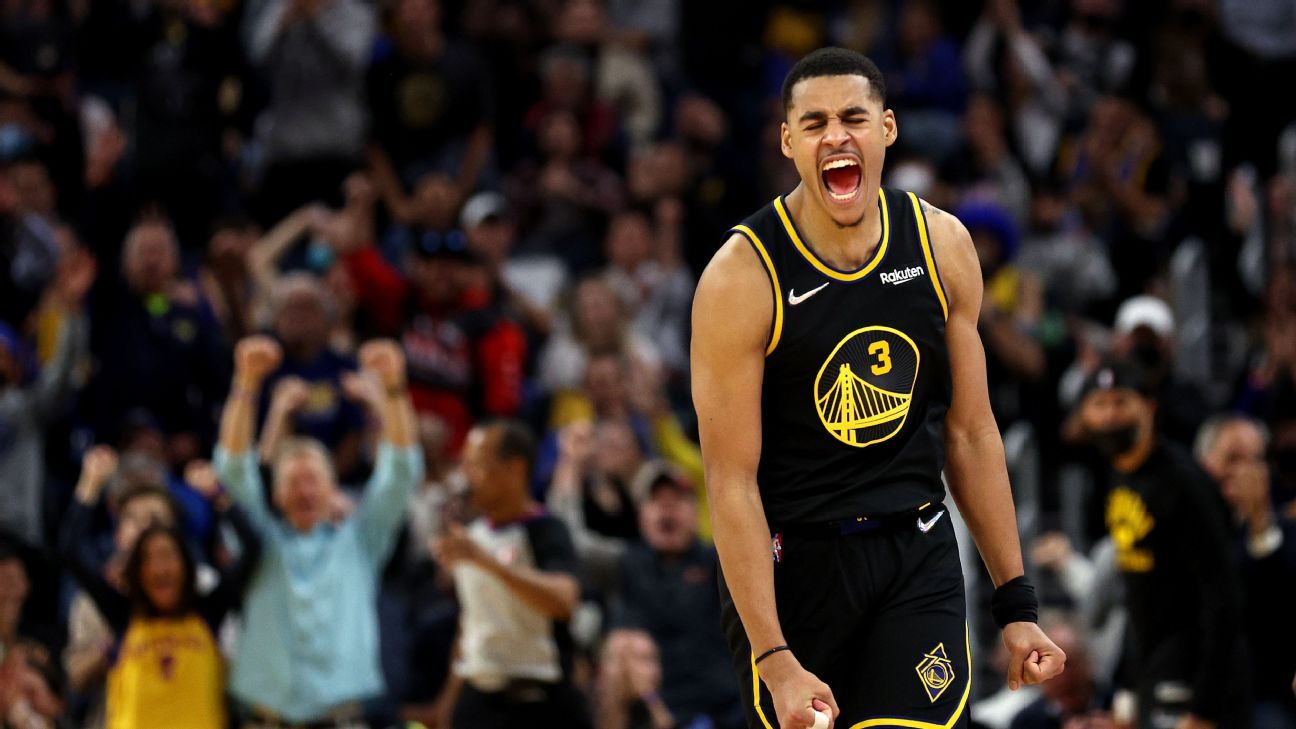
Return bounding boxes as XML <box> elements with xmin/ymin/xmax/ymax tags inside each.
<box><xmin>820</xmin><ymin>155</ymin><xmax>863</xmax><ymax>203</ymax></box>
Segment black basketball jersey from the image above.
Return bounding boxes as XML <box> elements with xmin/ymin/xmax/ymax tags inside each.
<box><xmin>729</xmin><ymin>187</ymin><xmax>952</xmax><ymax>524</ymax></box>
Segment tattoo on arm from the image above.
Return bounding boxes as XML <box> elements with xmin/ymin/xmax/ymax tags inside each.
<box><xmin>921</xmin><ymin>200</ymin><xmax>943</xmax><ymax>217</ymax></box>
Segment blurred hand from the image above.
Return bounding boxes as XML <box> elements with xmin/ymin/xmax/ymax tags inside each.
<box><xmin>431</xmin><ymin>523</ymin><xmax>490</xmax><ymax>568</ymax></box>
<box><xmin>234</xmin><ymin>336</ymin><xmax>282</xmax><ymax>386</ymax></box>
<box><xmin>184</xmin><ymin>460</ymin><xmax>221</xmax><ymax>499</ymax></box>
<box><xmin>77</xmin><ymin>446</ymin><xmax>118</xmax><ymax>500</ymax></box>
<box><xmin>341</xmin><ymin>370</ymin><xmax>385</xmax><ymax>414</ymax></box>
<box><xmin>358</xmin><ymin>339</ymin><xmax>406</xmax><ymax>390</ymax></box>
<box><xmin>1029</xmin><ymin>532</ymin><xmax>1075</xmax><ymax>571</ymax></box>
<box><xmin>53</xmin><ymin>246</ymin><xmax>97</xmax><ymax>308</ymax></box>
<box><xmin>1003</xmin><ymin>621</ymin><xmax>1066</xmax><ymax>690</ymax></box>
<box><xmin>1220</xmin><ymin>461</ymin><xmax>1273</xmax><ymax>534</ymax></box>
<box><xmin>327</xmin><ymin>489</ymin><xmax>355</xmax><ymax>525</ymax></box>
<box><xmin>557</xmin><ymin>420</ymin><xmax>595</xmax><ymax>470</ymax></box>
<box><xmin>269</xmin><ymin>376</ymin><xmax>311</xmax><ymax>415</ymax></box>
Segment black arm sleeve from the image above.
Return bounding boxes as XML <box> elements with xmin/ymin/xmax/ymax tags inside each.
<box><xmin>200</xmin><ymin>502</ymin><xmax>263</xmax><ymax>626</ymax></box>
<box><xmin>524</xmin><ymin>515</ymin><xmax>580</xmax><ymax>578</ymax></box>
<box><xmin>58</xmin><ymin>501</ymin><xmax>131</xmax><ymax>633</ymax></box>
<box><xmin>1176</xmin><ymin>468</ymin><xmax>1246</xmax><ymax>720</ymax></box>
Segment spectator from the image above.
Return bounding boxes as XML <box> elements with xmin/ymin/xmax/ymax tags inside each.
<box><xmin>878</xmin><ymin>0</ymin><xmax>968</xmax><ymax>161</ymax></box>
<box><xmin>1075</xmin><ymin>357</ymin><xmax>1249</xmax><ymax>728</ymax></box>
<box><xmin>86</xmin><ymin>217</ymin><xmax>228</xmax><ymax>467</ymax></box>
<box><xmin>507</xmin><ymin>108</ymin><xmax>624</xmax><ymax>270</ymax></box>
<box><xmin>62</xmin><ymin>449</ymin><xmax>188</xmax><ymax>729</ymax></box>
<box><xmin>596</xmin><ymin>629</ymin><xmax>675</xmax><ymax>729</ymax></box>
<box><xmin>60</xmin><ymin>449</ymin><xmax>261</xmax><ymax>729</ymax></box>
<box><xmin>430</xmin><ymin>420</ymin><xmax>587</xmax><ymax>729</ymax></box>
<box><xmin>0</xmin><ymin>241</ymin><xmax>91</xmax><ymax>546</ymax></box>
<box><xmin>538</xmin><ymin>277</ymin><xmax>660</xmax><ymax>397</ymax></box>
<box><xmin>0</xmin><ymin>635</ymin><xmax>63</xmax><ymax>729</ymax></box>
<box><xmin>214</xmin><ymin>336</ymin><xmax>422</xmax><ymax>728</ymax></box>
<box><xmin>602</xmin><ymin>208</ymin><xmax>694</xmax><ymax>381</ymax></box>
<box><xmin>243</xmin><ymin>0</ymin><xmax>375</xmax><ymax>222</ymax></box>
<box><xmin>609</xmin><ymin>465</ymin><xmax>743</xmax><ymax>729</ymax></box>
<box><xmin>259</xmin><ymin>273</ymin><xmax>367</xmax><ymax>476</ymax></box>
<box><xmin>547</xmin><ymin>419</ymin><xmax>652</xmax><ymax>590</ymax></box>
<box><xmin>342</xmin><ymin>229</ymin><xmax>527</xmax><ymax>453</ymax></box>
<box><xmin>963</xmin><ymin>0</ymin><xmax>1068</xmax><ymax>177</ymax></box>
<box><xmin>367</xmin><ymin>0</ymin><xmax>495</xmax><ymax>201</ymax></box>
<box><xmin>1196</xmin><ymin>414</ymin><xmax>1296</xmax><ymax>729</ymax></box>
<box><xmin>1110</xmin><ymin>294</ymin><xmax>1208</xmax><ymax>446</ymax></box>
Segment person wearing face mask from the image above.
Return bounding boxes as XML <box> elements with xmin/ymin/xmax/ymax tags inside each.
<box><xmin>1076</xmin><ymin>358</ymin><xmax>1249</xmax><ymax>729</ymax></box>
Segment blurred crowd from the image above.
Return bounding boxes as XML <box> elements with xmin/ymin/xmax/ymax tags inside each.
<box><xmin>0</xmin><ymin>0</ymin><xmax>1294</xmax><ymax>727</ymax></box>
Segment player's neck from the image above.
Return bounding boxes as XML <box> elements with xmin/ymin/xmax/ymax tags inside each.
<box><xmin>785</xmin><ymin>184</ymin><xmax>884</xmax><ymax>271</ymax></box>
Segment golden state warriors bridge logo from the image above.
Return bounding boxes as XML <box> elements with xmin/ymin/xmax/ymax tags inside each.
<box><xmin>814</xmin><ymin>326</ymin><xmax>920</xmax><ymax>448</ymax></box>
<box><xmin>915</xmin><ymin>643</ymin><xmax>955</xmax><ymax>702</ymax></box>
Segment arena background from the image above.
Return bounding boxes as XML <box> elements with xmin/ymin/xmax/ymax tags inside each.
<box><xmin>1</xmin><ymin>0</ymin><xmax>1294</xmax><ymax>727</ymax></box>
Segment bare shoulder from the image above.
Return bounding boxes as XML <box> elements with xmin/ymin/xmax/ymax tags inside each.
<box><xmin>692</xmin><ymin>233</ymin><xmax>772</xmax><ymax>349</ymax></box>
<box><xmin>918</xmin><ymin>198</ymin><xmax>981</xmax><ymax>311</ymax></box>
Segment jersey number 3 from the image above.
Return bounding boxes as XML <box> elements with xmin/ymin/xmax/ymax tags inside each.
<box><xmin>868</xmin><ymin>340</ymin><xmax>892</xmax><ymax>375</ymax></box>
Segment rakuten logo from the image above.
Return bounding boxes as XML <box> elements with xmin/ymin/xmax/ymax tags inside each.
<box><xmin>880</xmin><ymin>266</ymin><xmax>925</xmax><ymax>285</ymax></box>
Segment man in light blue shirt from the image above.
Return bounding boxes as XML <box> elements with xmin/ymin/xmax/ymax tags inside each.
<box><xmin>215</xmin><ymin>336</ymin><xmax>423</xmax><ymax>727</ymax></box>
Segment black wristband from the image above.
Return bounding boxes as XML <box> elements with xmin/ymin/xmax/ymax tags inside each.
<box><xmin>753</xmin><ymin>645</ymin><xmax>790</xmax><ymax>666</ymax></box>
<box><xmin>990</xmin><ymin>575</ymin><xmax>1039</xmax><ymax>629</ymax></box>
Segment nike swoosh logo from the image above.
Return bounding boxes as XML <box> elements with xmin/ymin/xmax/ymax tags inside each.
<box><xmin>787</xmin><ymin>282</ymin><xmax>829</xmax><ymax>305</ymax></box>
<box><xmin>917</xmin><ymin>510</ymin><xmax>945</xmax><ymax>533</ymax></box>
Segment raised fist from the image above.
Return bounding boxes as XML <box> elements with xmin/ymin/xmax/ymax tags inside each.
<box><xmin>184</xmin><ymin>459</ymin><xmax>221</xmax><ymax>499</ymax></box>
<box><xmin>234</xmin><ymin>336</ymin><xmax>283</xmax><ymax>385</ymax></box>
<box><xmin>270</xmin><ymin>376</ymin><xmax>311</xmax><ymax>415</ymax></box>
<box><xmin>79</xmin><ymin>446</ymin><xmax>118</xmax><ymax>498</ymax></box>
<box><xmin>358</xmin><ymin>339</ymin><xmax>406</xmax><ymax>390</ymax></box>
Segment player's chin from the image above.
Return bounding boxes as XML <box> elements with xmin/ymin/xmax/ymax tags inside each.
<box><xmin>819</xmin><ymin>190</ymin><xmax>868</xmax><ymax>227</ymax></box>
<box><xmin>817</xmin><ymin>179</ymin><xmax>866</xmax><ymax>222</ymax></box>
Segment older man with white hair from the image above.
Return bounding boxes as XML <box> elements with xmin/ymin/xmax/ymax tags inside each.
<box><xmin>216</xmin><ymin>335</ymin><xmax>422</xmax><ymax>728</ymax></box>
<box><xmin>1196</xmin><ymin>414</ymin><xmax>1296</xmax><ymax>729</ymax></box>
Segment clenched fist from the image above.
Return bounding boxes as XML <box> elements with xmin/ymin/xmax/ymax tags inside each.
<box><xmin>235</xmin><ymin>336</ymin><xmax>283</xmax><ymax>387</ymax></box>
<box><xmin>77</xmin><ymin>446</ymin><xmax>118</xmax><ymax>502</ymax></box>
<box><xmin>358</xmin><ymin>339</ymin><xmax>406</xmax><ymax>391</ymax></box>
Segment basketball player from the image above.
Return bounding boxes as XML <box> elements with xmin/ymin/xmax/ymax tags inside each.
<box><xmin>691</xmin><ymin>48</ymin><xmax>1065</xmax><ymax>729</ymax></box>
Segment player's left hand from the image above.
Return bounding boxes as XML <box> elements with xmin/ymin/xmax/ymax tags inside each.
<box><xmin>1174</xmin><ymin>714</ymin><xmax>1215</xmax><ymax>729</ymax></box>
<box><xmin>1002</xmin><ymin>621</ymin><xmax>1065</xmax><ymax>690</ymax></box>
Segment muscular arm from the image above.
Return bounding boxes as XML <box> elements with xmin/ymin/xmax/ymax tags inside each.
<box><xmin>693</xmin><ymin>235</ymin><xmax>838</xmax><ymax>724</ymax></box>
<box><xmin>692</xmin><ymin>234</ymin><xmax>781</xmax><ymax>654</ymax></box>
<box><xmin>925</xmin><ymin>200</ymin><xmax>1064</xmax><ymax>689</ymax></box>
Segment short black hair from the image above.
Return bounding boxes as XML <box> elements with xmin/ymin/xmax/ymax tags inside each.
<box><xmin>781</xmin><ymin>47</ymin><xmax>887</xmax><ymax>111</ymax></box>
<box><xmin>486</xmin><ymin>419</ymin><xmax>537</xmax><ymax>475</ymax></box>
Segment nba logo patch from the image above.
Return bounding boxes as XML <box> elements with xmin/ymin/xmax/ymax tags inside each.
<box><xmin>771</xmin><ymin>533</ymin><xmax>783</xmax><ymax>563</ymax></box>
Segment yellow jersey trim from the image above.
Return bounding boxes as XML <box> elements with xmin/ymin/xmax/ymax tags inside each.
<box><xmin>907</xmin><ymin>192</ymin><xmax>949</xmax><ymax>321</ymax></box>
<box><xmin>751</xmin><ymin>652</ymin><xmax>776</xmax><ymax>729</ymax></box>
<box><xmin>733</xmin><ymin>224</ymin><xmax>783</xmax><ymax>356</ymax></box>
<box><xmin>848</xmin><ymin>622</ymin><xmax>972</xmax><ymax>729</ymax></box>
<box><xmin>774</xmin><ymin>190</ymin><xmax>890</xmax><ymax>282</ymax></box>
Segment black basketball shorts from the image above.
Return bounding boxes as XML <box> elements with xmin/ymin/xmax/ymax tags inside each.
<box><xmin>719</xmin><ymin>506</ymin><xmax>971</xmax><ymax>729</ymax></box>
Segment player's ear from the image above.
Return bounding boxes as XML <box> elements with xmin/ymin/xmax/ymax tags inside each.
<box><xmin>780</xmin><ymin>121</ymin><xmax>793</xmax><ymax>159</ymax></box>
<box><xmin>883</xmin><ymin>109</ymin><xmax>898</xmax><ymax>148</ymax></box>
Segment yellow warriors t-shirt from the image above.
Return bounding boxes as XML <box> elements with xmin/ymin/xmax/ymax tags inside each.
<box><xmin>107</xmin><ymin>615</ymin><xmax>225</xmax><ymax>729</ymax></box>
